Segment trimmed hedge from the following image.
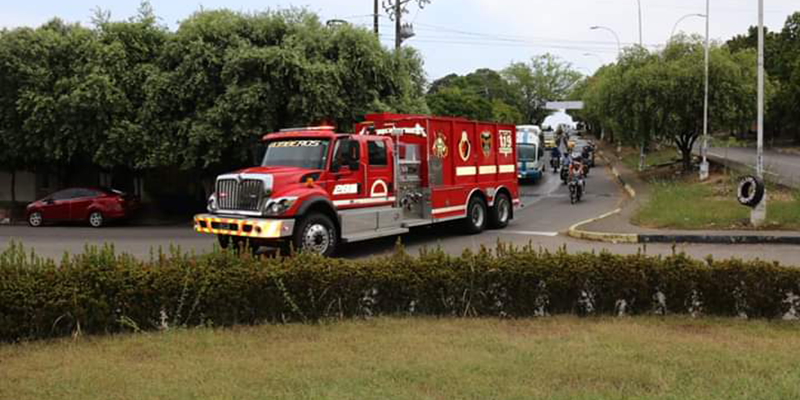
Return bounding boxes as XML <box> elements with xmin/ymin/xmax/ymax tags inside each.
<box><xmin>1</xmin><ymin>242</ymin><xmax>799</xmax><ymax>342</ymax></box>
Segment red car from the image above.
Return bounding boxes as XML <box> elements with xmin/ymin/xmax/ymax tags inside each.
<box><xmin>26</xmin><ymin>187</ymin><xmax>140</xmax><ymax>228</ymax></box>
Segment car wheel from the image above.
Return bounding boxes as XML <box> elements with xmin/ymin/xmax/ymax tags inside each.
<box><xmin>488</xmin><ymin>193</ymin><xmax>511</xmax><ymax>229</ymax></box>
<box><xmin>463</xmin><ymin>195</ymin><xmax>487</xmax><ymax>234</ymax></box>
<box><xmin>88</xmin><ymin>211</ymin><xmax>104</xmax><ymax>228</ymax></box>
<box><xmin>293</xmin><ymin>213</ymin><xmax>337</xmax><ymax>257</ymax></box>
<box><xmin>28</xmin><ymin>211</ymin><xmax>43</xmax><ymax>227</ymax></box>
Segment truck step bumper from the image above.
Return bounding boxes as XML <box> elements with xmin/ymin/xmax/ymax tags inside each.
<box><xmin>194</xmin><ymin>214</ymin><xmax>295</xmax><ymax>239</ymax></box>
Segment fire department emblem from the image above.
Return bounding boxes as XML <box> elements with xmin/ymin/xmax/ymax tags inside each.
<box><xmin>499</xmin><ymin>130</ymin><xmax>513</xmax><ymax>156</ymax></box>
<box><xmin>458</xmin><ymin>131</ymin><xmax>471</xmax><ymax>161</ymax></box>
<box><xmin>432</xmin><ymin>131</ymin><xmax>448</xmax><ymax>158</ymax></box>
<box><xmin>480</xmin><ymin>131</ymin><xmax>492</xmax><ymax>157</ymax></box>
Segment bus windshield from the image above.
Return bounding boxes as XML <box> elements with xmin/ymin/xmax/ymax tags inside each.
<box><xmin>517</xmin><ymin>144</ymin><xmax>537</xmax><ymax>161</ymax></box>
<box><xmin>262</xmin><ymin>139</ymin><xmax>330</xmax><ymax>170</ymax></box>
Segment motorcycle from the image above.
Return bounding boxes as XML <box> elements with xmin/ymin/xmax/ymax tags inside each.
<box><xmin>550</xmin><ymin>155</ymin><xmax>560</xmax><ymax>173</ymax></box>
<box><xmin>568</xmin><ymin>174</ymin><xmax>584</xmax><ymax>204</ymax></box>
<box><xmin>582</xmin><ymin>146</ymin><xmax>595</xmax><ymax>168</ymax></box>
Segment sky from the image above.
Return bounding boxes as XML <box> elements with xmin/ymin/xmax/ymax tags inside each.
<box><xmin>2</xmin><ymin>0</ymin><xmax>798</xmax><ymax>82</ymax></box>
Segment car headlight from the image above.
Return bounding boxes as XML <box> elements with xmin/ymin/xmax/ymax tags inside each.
<box><xmin>207</xmin><ymin>193</ymin><xmax>218</xmax><ymax>212</ymax></box>
<box><xmin>263</xmin><ymin>197</ymin><xmax>297</xmax><ymax>216</ymax></box>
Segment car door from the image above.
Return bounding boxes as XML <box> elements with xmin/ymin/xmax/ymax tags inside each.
<box><xmin>69</xmin><ymin>189</ymin><xmax>98</xmax><ymax>221</ymax></box>
<box><xmin>365</xmin><ymin>138</ymin><xmax>393</xmax><ymax>204</ymax></box>
<box><xmin>41</xmin><ymin>189</ymin><xmax>75</xmax><ymax>221</ymax></box>
<box><xmin>327</xmin><ymin>137</ymin><xmax>364</xmax><ymax>209</ymax></box>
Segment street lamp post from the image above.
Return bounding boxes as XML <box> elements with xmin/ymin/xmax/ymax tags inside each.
<box><xmin>669</xmin><ymin>13</ymin><xmax>706</xmax><ymax>41</ymax></box>
<box><xmin>590</xmin><ymin>26</ymin><xmax>621</xmax><ymax>57</ymax></box>
<box><xmin>636</xmin><ymin>0</ymin><xmax>643</xmax><ymax>47</ymax></box>
<box><xmin>700</xmin><ymin>0</ymin><xmax>710</xmax><ymax>180</ymax></box>
<box><xmin>752</xmin><ymin>0</ymin><xmax>767</xmax><ymax>225</ymax></box>
<box><xmin>583</xmin><ymin>53</ymin><xmax>604</xmax><ymax>64</ymax></box>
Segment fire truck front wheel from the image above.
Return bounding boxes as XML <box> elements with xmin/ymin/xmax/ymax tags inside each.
<box><xmin>463</xmin><ymin>196</ymin><xmax>487</xmax><ymax>234</ymax></box>
<box><xmin>293</xmin><ymin>213</ymin><xmax>338</xmax><ymax>257</ymax></box>
<box><xmin>488</xmin><ymin>193</ymin><xmax>511</xmax><ymax>229</ymax></box>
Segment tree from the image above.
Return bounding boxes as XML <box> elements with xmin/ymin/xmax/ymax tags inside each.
<box><xmin>140</xmin><ymin>8</ymin><xmax>429</xmax><ymax>196</ymax></box>
<box><xmin>502</xmin><ymin>54</ymin><xmax>583</xmax><ymax>124</ymax></box>
<box><xmin>727</xmin><ymin>12</ymin><xmax>800</xmax><ymax>142</ymax></box>
<box><xmin>426</xmin><ymin>68</ymin><xmax>522</xmax><ymax>123</ymax></box>
<box><xmin>91</xmin><ymin>1</ymin><xmax>168</xmax><ymax>176</ymax></box>
<box><xmin>581</xmin><ymin>36</ymin><xmax>770</xmax><ymax>172</ymax></box>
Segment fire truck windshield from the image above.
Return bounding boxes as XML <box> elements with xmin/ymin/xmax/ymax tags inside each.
<box><xmin>262</xmin><ymin>139</ymin><xmax>330</xmax><ymax>170</ymax></box>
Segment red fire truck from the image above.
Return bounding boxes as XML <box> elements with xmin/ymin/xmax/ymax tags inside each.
<box><xmin>194</xmin><ymin>114</ymin><xmax>521</xmax><ymax>256</ymax></box>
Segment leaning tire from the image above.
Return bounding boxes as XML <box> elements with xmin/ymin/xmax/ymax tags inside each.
<box><xmin>488</xmin><ymin>193</ymin><xmax>511</xmax><ymax>229</ymax></box>
<box><xmin>88</xmin><ymin>211</ymin><xmax>104</xmax><ymax>228</ymax></box>
<box><xmin>737</xmin><ymin>175</ymin><xmax>765</xmax><ymax>208</ymax></box>
<box><xmin>463</xmin><ymin>196</ymin><xmax>487</xmax><ymax>234</ymax></box>
<box><xmin>293</xmin><ymin>213</ymin><xmax>337</xmax><ymax>257</ymax></box>
<box><xmin>28</xmin><ymin>211</ymin><xmax>43</xmax><ymax>227</ymax></box>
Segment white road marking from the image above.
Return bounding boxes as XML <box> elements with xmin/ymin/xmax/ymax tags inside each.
<box><xmin>503</xmin><ymin>231</ymin><xmax>560</xmax><ymax>237</ymax></box>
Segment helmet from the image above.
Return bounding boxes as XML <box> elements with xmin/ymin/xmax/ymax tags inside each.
<box><xmin>572</xmin><ymin>153</ymin><xmax>583</xmax><ymax>162</ymax></box>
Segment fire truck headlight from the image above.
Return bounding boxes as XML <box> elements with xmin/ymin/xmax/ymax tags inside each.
<box><xmin>207</xmin><ymin>193</ymin><xmax>218</xmax><ymax>212</ymax></box>
<box><xmin>264</xmin><ymin>197</ymin><xmax>297</xmax><ymax>216</ymax></box>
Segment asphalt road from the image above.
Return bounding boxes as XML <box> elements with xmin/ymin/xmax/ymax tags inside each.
<box><xmin>705</xmin><ymin>146</ymin><xmax>800</xmax><ymax>188</ymax></box>
<box><xmin>2</xmin><ymin>157</ymin><xmax>800</xmax><ymax>265</ymax></box>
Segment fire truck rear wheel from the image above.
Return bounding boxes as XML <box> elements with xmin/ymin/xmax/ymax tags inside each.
<box><xmin>463</xmin><ymin>196</ymin><xmax>487</xmax><ymax>234</ymax></box>
<box><xmin>488</xmin><ymin>193</ymin><xmax>511</xmax><ymax>229</ymax></box>
<box><xmin>294</xmin><ymin>213</ymin><xmax>337</xmax><ymax>257</ymax></box>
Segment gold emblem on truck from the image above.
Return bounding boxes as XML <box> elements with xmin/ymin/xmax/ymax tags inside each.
<box><xmin>480</xmin><ymin>131</ymin><xmax>492</xmax><ymax>157</ymax></box>
<box><xmin>458</xmin><ymin>131</ymin><xmax>471</xmax><ymax>161</ymax></box>
<box><xmin>432</xmin><ymin>131</ymin><xmax>448</xmax><ymax>158</ymax></box>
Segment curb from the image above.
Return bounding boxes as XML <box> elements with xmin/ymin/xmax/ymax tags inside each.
<box><xmin>598</xmin><ymin>150</ymin><xmax>636</xmax><ymax>198</ymax></box>
<box><xmin>639</xmin><ymin>234</ymin><xmax>800</xmax><ymax>245</ymax></box>
<box><xmin>566</xmin><ymin>208</ymin><xmax>639</xmax><ymax>244</ymax></box>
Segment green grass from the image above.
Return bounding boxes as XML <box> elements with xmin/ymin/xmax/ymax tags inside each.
<box><xmin>622</xmin><ymin>148</ymin><xmax>679</xmax><ymax>171</ymax></box>
<box><xmin>634</xmin><ymin>176</ymin><xmax>800</xmax><ymax>230</ymax></box>
<box><xmin>1</xmin><ymin>317</ymin><xmax>799</xmax><ymax>400</ymax></box>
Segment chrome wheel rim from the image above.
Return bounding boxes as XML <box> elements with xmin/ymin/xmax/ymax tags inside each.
<box><xmin>303</xmin><ymin>224</ymin><xmax>330</xmax><ymax>254</ymax></box>
<box><xmin>471</xmin><ymin>202</ymin><xmax>485</xmax><ymax>228</ymax></box>
<box><xmin>89</xmin><ymin>212</ymin><xmax>103</xmax><ymax>227</ymax></box>
<box><xmin>497</xmin><ymin>198</ymin><xmax>510</xmax><ymax>223</ymax></box>
<box><xmin>29</xmin><ymin>212</ymin><xmax>42</xmax><ymax>227</ymax></box>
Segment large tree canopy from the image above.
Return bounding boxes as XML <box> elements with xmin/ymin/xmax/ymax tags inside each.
<box><xmin>426</xmin><ymin>68</ymin><xmax>522</xmax><ymax>124</ymax></box>
<box><xmin>0</xmin><ymin>3</ymin><xmax>428</xmax><ymax>198</ymax></box>
<box><xmin>581</xmin><ymin>36</ymin><xmax>769</xmax><ymax>171</ymax></box>
<box><xmin>502</xmin><ymin>54</ymin><xmax>583</xmax><ymax>125</ymax></box>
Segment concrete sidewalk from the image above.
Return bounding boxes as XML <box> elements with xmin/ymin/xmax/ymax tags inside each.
<box><xmin>571</xmin><ymin>144</ymin><xmax>800</xmax><ymax>245</ymax></box>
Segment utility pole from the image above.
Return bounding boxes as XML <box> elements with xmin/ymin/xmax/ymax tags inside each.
<box><xmin>752</xmin><ymin>0</ymin><xmax>767</xmax><ymax>226</ymax></box>
<box><xmin>374</xmin><ymin>0</ymin><xmax>379</xmax><ymax>36</ymax></box>
<box><xmin>395</xmin><ymin>0</ymin><xmax>402</xmax><ymax>50</ymax></box>
<box><xmin>700</xmin><ymin>0</ymin><xmax>710</xmax><ymax>180</ymax></box>
<box><xmin>383</xmin><ymin>0</ymin><xmax>429</xmax><ymax>50</ymax></box>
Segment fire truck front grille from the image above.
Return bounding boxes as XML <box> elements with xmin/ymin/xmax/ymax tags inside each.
<box><xmin>216</xmin><ymin>179</ymin><xmax>264</xmax><ymax>212</ymax></box>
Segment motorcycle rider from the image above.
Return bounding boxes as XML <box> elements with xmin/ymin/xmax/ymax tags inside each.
<box><xmin>569</xmin><ymin>153</ymin><xmax>586</xmax><ymax>192</ymax></box>
<box><xmin>550</xmin><ymin>146</ymin><xmax>561</xmax><ymax>172</ymax></box>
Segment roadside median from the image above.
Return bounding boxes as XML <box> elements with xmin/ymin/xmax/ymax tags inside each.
<box><xmin>568</xmin><ymin>145</ymin><xmax>800</xmax><ymax>245</ymax></box>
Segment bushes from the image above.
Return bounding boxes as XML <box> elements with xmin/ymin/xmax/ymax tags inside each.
<box><xmin>1</xmin><ymin>242</ymin><xmax>799</xmax><ymax>342</ymax></box>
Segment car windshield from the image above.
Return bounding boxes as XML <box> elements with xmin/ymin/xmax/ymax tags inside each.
<box><xmin>262</xmin><ymin>139</ymin><xmax>330</xmax><ymax>170</ymax></box>
<box><xmin>518</xmin><ymin>144</ymin><xmax>537</xmax><ymax>160</ymax></box>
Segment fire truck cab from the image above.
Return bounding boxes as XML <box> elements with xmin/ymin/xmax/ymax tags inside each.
<box><xmin>194</xmin><ymin>114</ymin><xmax>521</xmax><ymax>256</ymax></box>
